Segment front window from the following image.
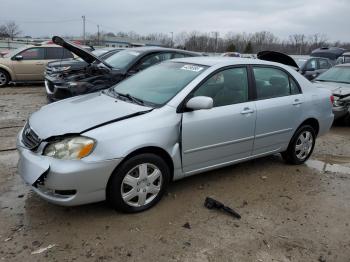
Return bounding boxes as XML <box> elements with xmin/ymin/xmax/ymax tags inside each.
<box><xmin>104</xmin><ymin>50</ymin><xmax>141</xmax><ymax>69</ymax></box>
<box><xmin>192</xmin><ymin>67</ymin><xmax>249</xmax><ymax>107</ymax></box>
<box><xmin>111</xmin><ymin>62</ymin><xmax>208</xmax><ymax>106</ymax></box>
<box><xmin>315</xmin><ymin>67</ymin><xmax>350</xmax><ymax>84</ymax></box>
<box><xmin>18</xmin><ymin>47</ymin><xmax>45</xmax><ymax>60</ymax></box>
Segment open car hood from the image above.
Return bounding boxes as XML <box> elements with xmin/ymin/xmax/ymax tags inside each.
<box><xmin>52</xmin><ymin>36</ymin><xmax>111</xmax><ymax>68</ymax></box>
<box><xmin>257</xmin><ymin>51</ymin><xmax>299</xmax><ymax>69</ymax></box>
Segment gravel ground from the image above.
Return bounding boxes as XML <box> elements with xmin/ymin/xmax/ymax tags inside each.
<box><xmin>0</xmin><ymin>86</ymin><xmax>349</xmax><ymax>262</ymax></box>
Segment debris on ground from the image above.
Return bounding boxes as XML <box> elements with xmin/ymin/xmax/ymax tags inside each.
<box><xmin>31</xmin><ymin>244</ymin><xmax>56</xmax><ymax>255</ymax></box>
<box><xmin>204</xmin><ymin>197</ymin><xmax>241</xmax><ymax>219</ymax></box>
<box><xmin>182</xmin><ymin>222</ymin><xmax>191</xmax><ymax>229</ymax></box>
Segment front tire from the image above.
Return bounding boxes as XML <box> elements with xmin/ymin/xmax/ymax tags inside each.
<box><xmin>282</xmin><ymin>125</ymin><xmax>316</xmax><ymax>165</ymax></box>
<box><xmin>107</xmin><ymin>153</ymin><xmax>170</xmax><ymax>213</ymax></box>
<box><xmin>0</xmin><ymin>69</ymin><xmax>10</xmax><ymax>87</ymax></box>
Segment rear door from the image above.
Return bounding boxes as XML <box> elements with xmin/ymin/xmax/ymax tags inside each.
<box><xmin>181</xmin><ymin>66</ymin><xmax>256</xmax><ymax>174</ymax></box>
<box><xmin>12</xmin><ymin>47</ymin><xmax>45</xmax><ymax>81</ymax></box>
<box><xmin>252</xmin><ymin>66</ymin><xmax>304</xmax><ymax>155</ymax></box>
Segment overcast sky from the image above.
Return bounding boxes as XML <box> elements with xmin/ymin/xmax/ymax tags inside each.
<box><xmin>1</xmin><ymin>0</ymin><xmax>350</xmax><ymax>41</ymax></box>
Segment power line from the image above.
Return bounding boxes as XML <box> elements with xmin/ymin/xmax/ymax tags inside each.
<box><xmin>86</xmin><ymin>19</ymin><xmax>116</xmax><ymax>32</ymax></box>
<box><xmin>0</xmin><ymin>18</ymin><xmax>80</xmax><ymax>24</ymax></box>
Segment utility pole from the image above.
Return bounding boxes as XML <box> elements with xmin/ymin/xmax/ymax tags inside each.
<box><xmin>170</xmin><ymin>32</ymin><xmax>173</xmax><ymax>48</ymax></box>
<box><xmin>97</xmin><ymin>25</ymin><xmax>100</xmax><ymax>46</ymax></box>
<box><xmin>213</xmin><ymin>31</ymin><xmax>219</xmax><ymax>54</ymax></box>
<box><xmin>82</xmin><ymin>15</ymin><xmax>86</xmax><ymax>45</ymax></box>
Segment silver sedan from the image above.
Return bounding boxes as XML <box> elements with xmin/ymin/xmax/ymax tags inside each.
<box><xmin>17</xmin><ymin>57</ymin><xmax>334</xmax><ymax>212</ymax></box>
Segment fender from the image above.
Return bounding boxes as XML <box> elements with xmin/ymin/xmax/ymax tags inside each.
<box><xmin>0</xmin><ymin>64</ymin><xmax>15</xmax><ymax>81</ymax></box>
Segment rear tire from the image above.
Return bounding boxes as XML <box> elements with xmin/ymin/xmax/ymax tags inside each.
<box><xmin>107</xmin><ymin>153</ymin><xmax>170</xmax><ymax>213</ymax></box>
<box><xmin>281</xmin><ymin>125</ymin><xmax>316</xmax><ymax>165</ymax></box>
<box><xmin>0</xmin><ymin>69</ymin><xmax>10</xmax><ymax>87</ymax></box>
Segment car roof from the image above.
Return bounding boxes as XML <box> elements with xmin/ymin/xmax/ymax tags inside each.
<box><xmin>169</xmin><ymin>56</ymin><xmax>286</xmax><ymax>67</ymax></box>
<box><xmin>124</xmin><ymin>46</ymin><xmax>200</xmax><ymax>56</ymax></box>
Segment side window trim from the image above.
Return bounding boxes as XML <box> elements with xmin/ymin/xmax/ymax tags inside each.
<box><xmin>177</xmin><ymin>65</ymin><xmax>252</xmax><ymax>113</ymax></box>
<box><xmin>249</xmin><ymin>64</ymin><xmax>302</xmax><ymax>101</ymax></box>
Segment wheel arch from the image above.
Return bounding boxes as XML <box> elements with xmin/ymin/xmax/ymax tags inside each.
<box><xmin>297</xmin><ymin>118</ymin><xmax>320</xmax><ymax>136</ymax></box>
<box><xmin>0</xmin><ymin>65</ymin><xmax>13</xmax><ymax>81</ymax></box>
<box><xmin>106</xmin><ymin>146</ymin><xmax>175</xmax><ymax>193</ymax></box>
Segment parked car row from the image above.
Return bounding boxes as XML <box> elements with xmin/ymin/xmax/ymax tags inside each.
<box><xmin>0</xmin><ymin>42</ymin><xmax>93</xmax><ymax>87</ymax></box>
<box><xmin>16</xmin><ymin>37</ymin><xmax>334</xmax><ymax>212</ymax></box>
<box><xmin>45</xmin><ymin>36</ymin><xmax>201</xmax><ymax>101</ymax></box>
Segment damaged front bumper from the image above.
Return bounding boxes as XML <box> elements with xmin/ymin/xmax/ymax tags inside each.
<box><xmin>45</xmin><ymin>76</ymin><xmax>73</xmax><ymax>102</ymax></box>
<box><xmin>16</xmin><ymin>130</ymin><xmax>122</xmax><ymax>206</ymax></box>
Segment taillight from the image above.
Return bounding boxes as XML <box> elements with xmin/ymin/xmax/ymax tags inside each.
<box><xmin>330</xmin><ymin>95</ymin><xmax>334</xmax><ymax>105</ymax></box>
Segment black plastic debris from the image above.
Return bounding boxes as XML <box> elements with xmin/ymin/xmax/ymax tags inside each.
<box><xmin>204</xmin><ymin>197</ymin><xmax>241</xmax><ymax>219</ymax></box>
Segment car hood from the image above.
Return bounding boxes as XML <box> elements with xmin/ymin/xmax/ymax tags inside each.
<box><xmin>314</xmin><ymin>81</ymin><xmax>350</xmax><ymax>97</ymax></box>
<box><xmin>29</xmin><ymin>92</ymin><xmax>152</xmax><ymax>140</ymax></box>
<box><xmin>52</xmin><ymin>36</ymin><xmax>111</xmax><ymax>68</ymax></box>
<box><xmin>257</xmin><ymin>51</ymin><xmax>299</xmax><ymax>68</ymax></box>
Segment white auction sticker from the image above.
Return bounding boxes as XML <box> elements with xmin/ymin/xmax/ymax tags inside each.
<box><xmin>181</xmin><ymin>65</ymin><xmax>204</xmax><ymax>72</ymax></box>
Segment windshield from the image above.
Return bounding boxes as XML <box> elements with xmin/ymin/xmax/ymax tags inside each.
<box><xmin>111</xmin><ymin>62</ymin><xmax>208</xmax><ymax>106</ymax></box>
<box><xmin>104</xmin><ymin>50</ymin><xmax>141</xmax><ymax>69</ymax></box>
<box><xmin>295</xmin><ymin>58</ymin><xmax>307</xmax><ymax>67</ymax></box>
<box><xmin>315</xmin><ymin>67</ymin><xmax>350</xmax><ymax>84</ymax></box>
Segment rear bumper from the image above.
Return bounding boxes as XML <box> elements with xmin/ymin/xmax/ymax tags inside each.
<box><xmin>17</xmin><ymin>132</ymin><xmax>122</xmax><ymax>206</ymax></box>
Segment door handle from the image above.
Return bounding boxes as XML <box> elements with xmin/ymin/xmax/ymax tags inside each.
<box><xmin>240</xmin><ymin>107</ymin><xmax>254</xmax><ymax>114</ymax></box>
<box><xmin>292</xmin><ymin>99</ymin><xmax>303</xmax><ymax>106</ymax></box>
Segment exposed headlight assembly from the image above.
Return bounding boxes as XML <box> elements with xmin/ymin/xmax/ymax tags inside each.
<box><xmin>54</xmin><ymin>66</ymin><xmax>71</xmax><ymax>72</ymax></box>
<box><xmin>43</xmin><ymin>136</ymin><xmax>95</xmax><ymax>160</ymax></box>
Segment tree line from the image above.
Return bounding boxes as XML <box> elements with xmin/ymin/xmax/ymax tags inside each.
<box><xmin>89</xmin><ymin>30</ymin><xmax>350</xmax><ymax>55</ymax></box>
<box><xmin>1</xmin><ymin>20</ymin><xmax>349</xmax><ymax>55</ymax></box>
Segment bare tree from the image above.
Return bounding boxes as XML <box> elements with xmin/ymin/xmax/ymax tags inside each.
<box><xmin>5</xmin><ymin>21</ymin><xmax>21</xmax><ymax>39</ymax></box>
<box><xmin>0</xmin><ymin>25</ymin><xmax>8</xmax><ymax>38</ymax></box>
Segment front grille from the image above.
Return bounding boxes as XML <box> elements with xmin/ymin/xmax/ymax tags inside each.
<box><xmin>45</xmin><ymin>66</ymin><xmax>53</xmax><ymax>75</ymax></box>
<box><xmin>22</xmin><ymin>123</ymin><xmax>41</xmax><ymax>150</ymax></box>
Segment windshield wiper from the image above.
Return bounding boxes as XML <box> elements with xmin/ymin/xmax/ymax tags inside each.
<box><xmin>115</xmin><ymin>92</ymin><xmax>145</xmax><ymax>106</ymax></box>
<box><xmin>316</xmin><ymin>79</ymin><xmax>350</xmax><ymax>84</ymax></box>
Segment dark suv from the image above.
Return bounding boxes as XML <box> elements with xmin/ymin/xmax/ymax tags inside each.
<box><xmin>46</xmin><ymin>36</ymin><xmax>201</xmax><ymax>101</ymax></box>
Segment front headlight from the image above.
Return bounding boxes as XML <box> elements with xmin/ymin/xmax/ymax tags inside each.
<box><xmin>43</xmin><ymin>136</ymin><xmax>95</xmax><ymax>160</ymax></box>
<box><xmin>54</xmin><ymin>66</ymin><xmax>71</xmax><ymax>72</ymax></box>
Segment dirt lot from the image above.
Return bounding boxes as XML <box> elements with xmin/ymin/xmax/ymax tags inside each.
<box><xmin>0</xmin><ymin>86</ymin><xmax>350</xmax><ymax>262</ymax></box>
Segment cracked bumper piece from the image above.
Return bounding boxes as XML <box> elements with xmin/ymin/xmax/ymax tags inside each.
<box><xmin>17</xmin><ymin>146</ymin><xmax>122</xmax><ymax>206</ymax></box>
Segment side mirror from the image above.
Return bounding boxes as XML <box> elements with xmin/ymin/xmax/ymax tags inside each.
<box><xmin>307</xmin><ymin>68</ymin><xmax>315</xmax><ymax>72</ymax></box>
<box><xmin>186</xmin><ymin>96</ymin><xmax>213</xmax><ymax>111</ymax></box>
<box><xmin>13</xmin><ymin>55</ymin><xmax>23</xmax><ymax>61</ymax></box>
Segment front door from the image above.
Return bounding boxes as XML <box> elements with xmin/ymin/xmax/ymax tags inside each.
<box><xmin>252</xmin><ymin>66</ymin><xmax>304</xmax><ymax>155</ymax></box>
<box><xmin>181</xmin><ymin>67</ymin><xmax>256</xmax><ymax>174</ymax></box>
<box><xmin>12</xmin><ymin>47</ymin><xmax>45</xmax><ymax>81</ymax></box>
